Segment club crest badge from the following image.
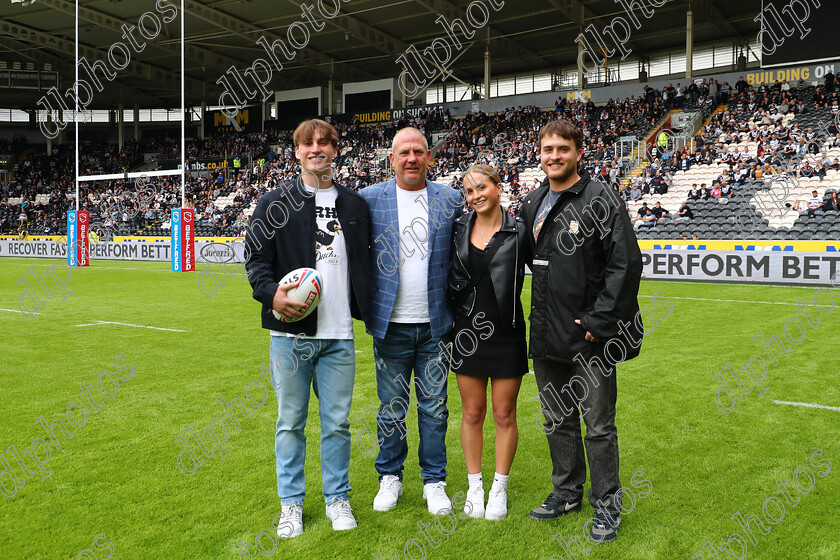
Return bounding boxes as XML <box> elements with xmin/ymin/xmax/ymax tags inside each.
<box><xmin>569</xmin><ymin>220</ymin><xmax>580</xmax><ymax>234</ymax></box>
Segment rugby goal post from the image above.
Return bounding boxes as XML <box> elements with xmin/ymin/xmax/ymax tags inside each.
<box><xmin>68</xmin><ymin>0</ymin><xmax>193</xmax><ymax>272</ymax></box>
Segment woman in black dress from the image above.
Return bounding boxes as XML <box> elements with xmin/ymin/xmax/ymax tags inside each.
<box><xmin>448</xmin><ymin>164</ymin><xmax>529</xmax><ymax>521</ymax></box>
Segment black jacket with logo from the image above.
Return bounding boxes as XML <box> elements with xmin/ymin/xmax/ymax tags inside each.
<box><xmin>245</xmin><ymin>177</ymin><xmax>373</xmax><ymax>335</ymax></box>
<box><xmin>519</xmin><ymin>173</ymin><xmax>643</xmax><ymax>365</ymax></box>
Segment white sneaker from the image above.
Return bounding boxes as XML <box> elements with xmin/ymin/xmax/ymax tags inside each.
<box><xmin>423</xmin><ymin>481</ymin><xmax>452</xmax><ymax>514</ymax></box>
<box><xmin>277</xmin><ymin>504</ymin><xmax>303</xmax><ymax>538</ymax></box>
<box><xmin>485</xmin><ymin>484</ymin><xmax>508</xmax><ymax>520</ymax></box>
<box><xmin>326</xmin><ymin>498</ymin><xmax>357</xmax><ymax>531</ymax></box>
<box><xmin>465</xmin><ymin>485</ymin><xmax>485</xmax><ymax>518</ymax></box>
<box><xmin>373</xmin><ymin>475</ymin><xmax>403</xmax><ymax>511</ymax></box>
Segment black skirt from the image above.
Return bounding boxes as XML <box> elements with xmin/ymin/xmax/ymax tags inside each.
<box><xmin>451</xmin><ymin>240</ymin><xmax>528</xmax><ymax>378</ymax></box>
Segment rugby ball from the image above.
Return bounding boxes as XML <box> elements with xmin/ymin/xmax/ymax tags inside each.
<box><xmin>272</xmin><ymin>267</ymin><xmax>323</xmax><ymax>322</ymax></box>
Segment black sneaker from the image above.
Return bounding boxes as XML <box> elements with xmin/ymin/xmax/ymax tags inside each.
<box><xmin>589</xmin><ymin>511</ymin><xmax>620</xmax><ymax>543</ymax></box>
<box><xmin>529</xmin><ymin>491</ymin><xmax>582</xmax><ymax>520</ymax></box>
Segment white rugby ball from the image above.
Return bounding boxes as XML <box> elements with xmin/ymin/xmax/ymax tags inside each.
<box><xmin>272</xmin><ymin>267</ymin><xmax>323</xmax><ymax>322</ymax></box>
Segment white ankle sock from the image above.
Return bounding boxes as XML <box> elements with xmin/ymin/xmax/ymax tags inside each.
<box><xmin>493</xmin><ymin>473</ymin><xmax>509</xmax><ymax>490</ymax></box>
<box><xmin>468</xmin><ymin>472</ymin><xmax>483</xmax><ymax>488</ymax></box>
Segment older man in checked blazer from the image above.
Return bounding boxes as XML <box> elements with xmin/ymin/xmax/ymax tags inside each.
<box><xmin>358</xmin><ymin>127</ymin><xmax>464</xmax><ymax>516</ymax></box>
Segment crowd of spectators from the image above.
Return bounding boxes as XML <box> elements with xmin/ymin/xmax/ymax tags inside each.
<box><xmin>5</xmin><ymin>72</ymin><xmax>839</xmax><ymax>237</ymax></box>
<box><xmin>432</xmin><ymin>95</ymin><xmax>673</xmax><ymax>216</ymax></box>
<box><xmin>0</xmin><ymin>98</ymin><xmax>664</xmax><ymax>234</ymax></box>
<box><xmin>627</xmin><ymin>77</ymin><xmax>840</xmax><ymax>229</ymax></box>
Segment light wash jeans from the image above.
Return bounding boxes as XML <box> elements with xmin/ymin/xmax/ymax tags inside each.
<box><xmin>269</xmin><ymin>336</ymin><xmax>355</xmax><ymax>505</ymax></box>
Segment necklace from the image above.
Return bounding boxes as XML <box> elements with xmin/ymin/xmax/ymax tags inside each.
<box><xmin>475</xmin><ymin>214</ymin><xmax>502</xmax><ymax>247</ymax></box>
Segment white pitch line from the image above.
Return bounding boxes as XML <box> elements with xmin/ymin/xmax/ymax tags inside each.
<box><xmin>773</xmin><ymin>400</ymin><xmax>840</xmax><ymax>412</ymax></box>
<box><xmin>637</xmin><ymin>295</ymin><xmax>799</xmax><ymax>306</ymax></box>
<box><xmin>74</xmin><ymin>320</ymin><xmax>187</xmax><ymax>332</ymax></box>
<box><xmin>0</xmin><ymin>307</ymin><xmax>25</xmax><ymax>314</ymax></box>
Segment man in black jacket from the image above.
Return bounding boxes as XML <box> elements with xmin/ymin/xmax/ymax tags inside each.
<box><xmin>245</xmin><ymin>119</ymin><xmax>372</xmax><ymax>539</ymax></box>
<box><xmin>519</xmin><ymin>120</ymin><xmax>642</xmax><ymax>542</ymax></box>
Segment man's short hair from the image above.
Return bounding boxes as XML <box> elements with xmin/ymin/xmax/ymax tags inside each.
<box><xmin>293</xmin><ymin>119</ymin><xmax>338</xmax><ymax>151</ymax></box>
<box><xmin>391</xmin><ymin>127</ymin><xmax>429</xmax><ymax>152</ymax></box>
<box><xmin>539</xmin><ymin>120</ymin><xmax>583</xmax><ymax>151</ymax></box>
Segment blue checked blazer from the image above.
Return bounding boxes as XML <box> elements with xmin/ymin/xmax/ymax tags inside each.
<box><xmin>358</xmin><ymin>178</ymin><xmax>464</xmax><ymax>339</ymax></box>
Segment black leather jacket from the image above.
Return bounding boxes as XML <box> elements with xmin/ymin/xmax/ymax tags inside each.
<box><xmin>448</xmin><ymin>209</ymin><xmax>530</xmax><ymax>328</ymax></box>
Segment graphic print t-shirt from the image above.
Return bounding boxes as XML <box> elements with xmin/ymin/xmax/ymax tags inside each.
<box><xmin>532</xmin><ymin>189</ymin><xmax>563</xmax><ymax>242</ymax></box>
<box><xmin>271</xmin><ymin>185</ymin><xmax>353</xmax><ymax>339</ymax></box>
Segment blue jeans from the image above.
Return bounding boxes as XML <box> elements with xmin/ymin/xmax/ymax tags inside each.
<box><xmin>373</xmin><ymin>323</ymin><xmax>451</xmax><ymax>483</ymax></box>
<box><xmin>269</xmin><ymin>336</ymin><xmax>355</xmax><ymax>505</ymax></box>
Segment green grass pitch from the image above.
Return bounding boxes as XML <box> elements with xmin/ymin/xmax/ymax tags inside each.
<box><xmin>0</xmin><ymin>257</ymin><xmax>838</xmax><ymax>559</ymax></box>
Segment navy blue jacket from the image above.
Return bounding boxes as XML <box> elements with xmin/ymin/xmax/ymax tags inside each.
<box><xmin>245</xmin><ymin>177</ymin><xmax>373</xmax><ymax>335</ymax></box>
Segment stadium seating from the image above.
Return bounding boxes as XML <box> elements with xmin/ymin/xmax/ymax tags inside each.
<box><xmin>631</xmin><ymin>82</ymin><xmax>840</xmax><ymax>240</ymax></box>
<box><xmin>3</xmin><ymin>76</ymin><xmax>839</xmax><ymax>241</ymax></box>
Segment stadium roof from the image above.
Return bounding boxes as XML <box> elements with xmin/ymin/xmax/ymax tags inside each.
<box><xmin>0</xmin><ymin>0</ymin><xmax>763</xmax><ymax>110</ymax></box>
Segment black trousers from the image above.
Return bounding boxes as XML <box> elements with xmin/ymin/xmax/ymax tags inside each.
<box><xmin>533</xmin><ymin>357</ymin><xmax>621</xmax><ymax>515</ymax></box>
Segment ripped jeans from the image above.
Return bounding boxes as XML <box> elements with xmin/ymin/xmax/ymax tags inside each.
<box><xmin>373</xmin><ymin>322</ymin><xmax>451</xmax><ymax>484</ymax></box>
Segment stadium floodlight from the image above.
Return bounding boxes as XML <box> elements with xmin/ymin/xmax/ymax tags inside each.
<box><xmin>10</xmin><ymin>0</ymin><xmax>37</xmax><ymax>5</ymax></box>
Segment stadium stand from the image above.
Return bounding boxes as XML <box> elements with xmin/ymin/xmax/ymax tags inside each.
<box><xmin>3</xmin><ymin>75</ymin><xmax>839</xmax><ymax>241</ymax></box>
<box><xmin>627</xmin><ymin>81</ymin><xmax>840</xmax><ymax>240</ymax></box>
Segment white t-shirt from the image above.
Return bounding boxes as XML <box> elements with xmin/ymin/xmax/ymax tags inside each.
<box><xmin>391</xmin><ymin>186</ymin><xmax>430</xmax><ymax>323</ymax></box>
<box><xmin>272</xmin><ymin>185</ymin><xmax>353</xmax><ymax>339</ymax></box>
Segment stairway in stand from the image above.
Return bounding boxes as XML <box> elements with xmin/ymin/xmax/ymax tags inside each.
<box><xmin>620</xmin><ymin>109</ymin><xmax>681</xmax><ymax>188</ymax></box>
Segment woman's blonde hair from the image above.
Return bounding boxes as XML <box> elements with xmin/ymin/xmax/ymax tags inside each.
<box><xmin>464</xmin><ymin>164</ymin><xmax>501</xmax><ymax>186</ymax></box>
